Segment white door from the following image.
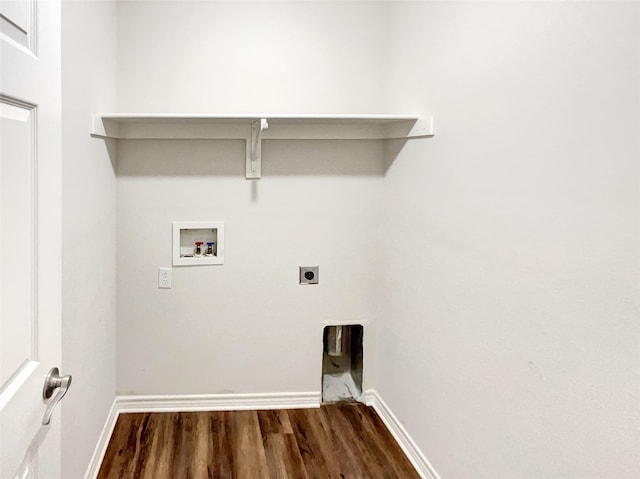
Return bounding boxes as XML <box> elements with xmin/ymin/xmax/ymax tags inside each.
<box><xmin>0</xmin><ymin>0</ymin><xmax>63</xmax><ymax>478</ymax></box>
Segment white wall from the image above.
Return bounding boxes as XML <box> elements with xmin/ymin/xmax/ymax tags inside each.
<box><xmin>115</xmin><ymin>1</ymin><xmax>389</xmax><ymax>395</ymax></box>
<box><xmin>114</xmin><ymin>2</ymin><xmax>640</xmax><ymax>478</ymax></box>
<box><xmin>117</xmin><ymin>0</ymin><xmax>389</xmax><ymax>113</ymax></box>
<box><xmin>381</xmin><ymin>2</ymin><xmax>640</xmax><ymax>479</ymax></box>
<box><xmin>61</xmin><ymin>1</ymin><xmax>117</xmax><ymax>478</ymax></box>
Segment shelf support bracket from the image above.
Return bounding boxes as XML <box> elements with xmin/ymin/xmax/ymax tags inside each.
<box><xmin>247</xmin><ymin>118</ymin><xmax>268</xmax><ymax>179</ymax></box>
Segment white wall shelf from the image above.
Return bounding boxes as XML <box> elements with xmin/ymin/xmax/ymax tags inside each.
<box><xmin>91</xmin><ymin>113</ymin><xmax>434</xmax><ymax>179</ymax></box>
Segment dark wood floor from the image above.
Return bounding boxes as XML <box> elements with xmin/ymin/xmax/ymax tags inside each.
<box><xmin>97</xmin><ymin>402</ymin><xmax>420</xmax><ymax>479</ymax></box>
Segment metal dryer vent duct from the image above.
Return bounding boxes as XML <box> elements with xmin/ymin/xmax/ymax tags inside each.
<box><xmin>327</xmin><ymin>325</ymin><xmax>344</xmax><ymax>356</ymax></box>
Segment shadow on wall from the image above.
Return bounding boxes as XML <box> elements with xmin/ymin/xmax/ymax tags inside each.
<box><xmin>383</xmin><ymin>138</ymin><xmax>409</xmax><ymax>174</ymax></box>
<box><xmin>115</xmin><ymin>139</ymin><xmax>388</xmax><ymax>177</ymax></box>
<box><xmin>104</xmin><ymin>137</ymin><xmax>118</xmax><ymax>173</ymax></box>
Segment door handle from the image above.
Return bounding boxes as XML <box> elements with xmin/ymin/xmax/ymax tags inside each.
<box><xmin>42</xmin><ymin>367</ymin><xmax>72</xmax><ymax>425</ymax></box>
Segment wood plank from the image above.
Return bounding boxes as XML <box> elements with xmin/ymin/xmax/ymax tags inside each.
<box><xmin>97</xmin><ymin>413</ymin><xmax>147</xmax><ymax>479</ymax></box>
<box><xmin>321</xmin><ymin>404</ymin><xmax>384</xmax><ymax>478</ymax></box>
<box><xmin>318</xmin><ymin>407</ymin><xmax>361</xmax><ymax>478</ymax></box>
<box><xmin>209</xmin><ymin>411</ymin><xmax>234</xmax><ymax>478</ymax></box>
<box><xmin>138</xmin><ymin>413</ymin><xmax>165</xmax><ymax>479</ymax></box>
<box><xmin>288</xmin><ymin>408</ymin><xmax>344</xmax><ymax>479</ymax></box>
<box><xmin>231</xmin><ymin>410</ymin><xmax>270</xmax><ymax>479</ymax></box>
<box><xmin>192</xmin><ymin>412</ymin><xmax>211</xmax><ymax>478</ymax></box>
<box><xmin>257</xmin><ymin>409</ymin><xmax>293</xmax><ymax>435</ymax></box>
<box><xmin>169</xmin><ymin>412</ymin><xmax>195</xmax><ymax>477</ymax></box>
<box><xmin>263</xmin><ymin>433</ymin><xmax>310</xmax><ymax>479</ymax></box>
<box><xmin>155</xmin><ymin>412</ymin><xmax>178</xmax><ymax>478</ymax></box>
<box><xmin>360</xmin><ymin>405</ymin><xmax>422</xmax><ymax>477</ymax></box>
<box><xmin>340</xmin><ymin>404</ymin><xmax>405</xmax><ymax>478</ymax></box>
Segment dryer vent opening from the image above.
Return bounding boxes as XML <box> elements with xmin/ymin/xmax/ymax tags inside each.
<box><xmin>322</xmin><ymin>324</ymin><xmax>363</xmax><ymax>403</ymax></box>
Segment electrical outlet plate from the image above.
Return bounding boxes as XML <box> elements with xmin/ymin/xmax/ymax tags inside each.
<box><xmin>299</xmin><ymin>266</ymin><xmax>319</xmax><ymax>285</ymax></box>
<box><xmin>158</xmin><ymin>267</ymin><xmax>172</xmax><ymax>289</ymax></box>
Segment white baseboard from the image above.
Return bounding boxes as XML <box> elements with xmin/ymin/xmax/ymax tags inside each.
<box><xmin>116</xmin><ymin>391</ymin><xmax>321</xmax><ymax>413</ymax></box>
<box><xmin>364</xmin><ymin>390</ymin><xmax>441</xmax><ymax>479</ymax></box>
<box><xmin>84</xmin><ymin>390</ymin><xmax>438</xmax><ymax>479</ymax></box>
<box><xmin>83</xmin><ymin>391</ymin><xmax>320</xmax><ymax>479</ymax></box>
<box><xmin>83</xmin><ymin>399</ymin><xmax>119</xmax><ymax>479</ymax></box>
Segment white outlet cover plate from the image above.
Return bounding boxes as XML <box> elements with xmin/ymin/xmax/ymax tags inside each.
<box><xmin>158</xmin><ymin>267</ymin><xmax>172</xmax><ymax>288</ymax></box>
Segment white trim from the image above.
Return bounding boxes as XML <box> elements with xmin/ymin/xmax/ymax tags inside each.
<box><xmin>83</xmin><ymin>399</ymin><xmax>119</xmax><ymax>479</ymax></box>
<box><xmin>116</xmin><ymin>391</ymin><xmax>321</xmax><ymax>413</ymax></box>
<box><xmin>84</xmin><ymin>391</ymin><xmax>438</xmax><ymax>479</ymax></box>
<box><xmin>91</xmin><ymin>114</ymin><xmax>434</xmax><ymax>141</ymax></box>
<box><xmin>321</xmin><ymin>318</ymin><xmax>370</xmax><ymax>326</ymax></box>
<box><xmin>98</xmin><ymin>113</ymin><xmax>422</xmax><ymax>120</ymax></box>
<box><xmin>364</xmin><ymin>390</ymin><xmax>441</xmax><ymax>479</ymax></box>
